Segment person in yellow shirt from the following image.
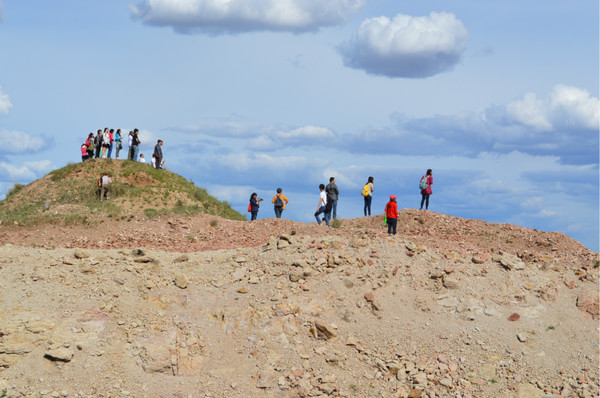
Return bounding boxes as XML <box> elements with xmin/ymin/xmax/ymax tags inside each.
<box><xmin>272</xmin><ymin>188</ymin><xmax>289</xmax><ymax>219</ymax></box>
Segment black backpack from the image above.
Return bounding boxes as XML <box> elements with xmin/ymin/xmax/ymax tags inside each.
<box><xmin>274</xmin><ymin>195</ymin><xmax>284</xmax><ymax>208</ymax></box>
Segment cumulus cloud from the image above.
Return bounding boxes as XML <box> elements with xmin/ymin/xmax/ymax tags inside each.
<box><xmin>503</xmin><ymin>85</ymin><xmax>599</xmax><ymax>131</ymax></box>
<box><xmin>0</xmin><ymin>130</ymin><xmax>46</xmax><ymax>155</ymax></box>
<box><xmin>338</xmin><ymin>12</ymin><xmax>469</xmax><ymax>78</ymax></box>
<box><xmin>339</xmin><ymin>84</ymin><xmax>598</xmax><ymax>165</ymax></box>
<box><xmin>130</xmin><ymin>0</ymin><xmax>364</xmax><ymax>34</ymax></box>
<box><xmin>0</xmin><ymin>86</ymin><xmax>13</xmax><ymax>115</ymax></box>
<box><xmin>0</xmin><ymin>160</ymin><xmax>52</xmax><ymax>182</ymax></box>
<box><xmin>248</xmin><ymin>125</ymin><xmax>336</xmax><ymax>151</ymax></box>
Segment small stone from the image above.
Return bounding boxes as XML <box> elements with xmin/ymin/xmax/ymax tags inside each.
<box><xmin>408</xmin><ymin>388</ymin><xmax>423</xmax><ymax>397</ymax></box>
<box><xmin>508</xmin><ymin>313</ymin><xmax>520</xmax><ymax>322</ymax></box>
<box><xmin>74</xmin><ymin>251</ymin><xmax>88</xmax><ymax>259</ymax></box>
<box><xmin>517</xmin><ymin>333</ymin><xmax>527</xmax><ymax>342</ymax></box>
<box><xmin>364</xmin><ymin>293</ymin><xmax>375</xmax><ymax>303</ymax></box>
<box><xmin>44</xmin><ymin>347</ymin><xmax>74</xmax><ymax>362</ymax></box>
<box><xmin>237</xmin><ymin>287</ymin><xmax>248</xmax><ymax>294</ymax></box>
<box><xmin>440</xmin><ymin>376</ymin><xmax>453</xmax><ymax>387</ymax></box>
<box><xmin>313</xmin><ymin>321</ymin><xmax>336</xmax><ymax>340</ymax></box>
<box><xmin>443</xmin><ymin>277</ymin><xmax>459</xmax><ymax>289</ymax></box>
<box><xmin>173</xmin><ymin>271</ymin><xmax>189</xmax><ymax>289</ymax></box>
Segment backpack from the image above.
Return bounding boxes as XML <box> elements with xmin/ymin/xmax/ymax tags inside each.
<box><xmin>419</xmin><ymin>176</ymin><xmax>428</xmax><ymax>190</ymax></box>
<box><xmin>361</xmin><ymin>184</ymin><xmax>370</xmax><ymax>197</ymax></box>
<box><xmin>247</xmin><ymin>203</ymin><xmax>252</xmax><ymax>212</ymax></box>
<box><xmin>97</xmin><ymin>176</ymin><xmax>103</xmax><ymax>187</ymax></box>
<box><xmin>274</xmin><ymin>195</ymin><xmax>284</xmax><ymax>208</ymax></box>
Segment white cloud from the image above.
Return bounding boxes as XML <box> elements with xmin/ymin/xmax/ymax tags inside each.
<box><xmin>278</xmin><ymin>125</ymin><xmax>334</xmax><ymax>139</ymax></box>
<box><xmin>549</xmin><ymin>85</ymin><xmax>599</xmax><ymax>130</ymax></box>
<box><xmin>504</xmin><ymin>84</ymin><xmax>599</xmax><ymax>132</ymax></box>
<box><xmin>0</xmin><ymin>86</ymin><xmax>13</xmax><ymax>115</ymax></box>
<box><xmin>0</xmin><ymin>160</ymin><xmax>52</xmax><ymax>182</ymax></box>
<box><xmin>130</xmin><ymin>0</ymin><xmax>364</xmax><ymax>34</ymax></box>
<box><xmin>0</xmin><ymin>129</ymin><xmax>46</xmax><ymax>154</ymax></box>
<box><xmin>338</xmin><ymin>12</ymin><xmax>469</xmax><ymax>78</ymax></box>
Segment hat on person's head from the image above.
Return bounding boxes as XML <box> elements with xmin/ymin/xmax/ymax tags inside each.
<box><xmin>389</xmin><ymin>195</ymin><xmax>397</xmax><ymax>199</ymax></box>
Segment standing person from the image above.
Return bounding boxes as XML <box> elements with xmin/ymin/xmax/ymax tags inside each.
<box><xmin>127</xmin><ymin>131</ymin><xmax>134</xmax><ymax>160</ymax></box>
<box><xmin>271</xmin><ymin>188</ymin><xmax>289</xmax><ymax>219</ymax></box>
<box><xmin>419</xmin><ymin>169</ymin><xmax>433</xmax><ymax>210</ymax></box>
<box><xmin>132</xmin><ymin>129</ymin><xmax>141</xmax><ymax>161</ymax></box>
<box><xmin>85</xmin><ymin>133</ymin><xmax>94</xmax><ymax>159</ymax></box>
<box><xmin>107</xmin><ymin>129</ymin><xmax>115</xmax><ymax>158</ymax></box>
<box><xmin>101</xmin><ymin>128</ymin><xmax>110</xmax><ymax>158</ymax></box>
<box><xmin>314</xmin><ymin>184</ymin><xmax>330</xmax><ymax>227</ymax></box>
<box><xmin>80</xmin><ymin>143</ymin><xmax>89</xmax><ymax>161</ymax></box>
<box><xmin>100</xmin><ymin>172</ymin><xmax>112</xmax><ymax>201</ymax></box>
<box><xmin>114</xmin><ymin>129</ymin><xmax>123</xmax><ymax>158</ymax></box>
<box><xmin>361</xmin><ymin>176</ymin><xmax>374</xmax><ymax>216</ymax></box>
<box><xmin>153</xmin><ymin>139</ymin><xmax>163</xmax><ymax>170</ymax></box>
<box><xmin>325</xmin><ymin>177</ymin><xmax>339</xmax><ymax>219</ymax></box>
<box><xmin>249</xmin><ymin>193</ymin><xmax>263</xmax><ymax>221</ymax></box>
<box><xmin>94</xmin><ymin>130</ymin><xmax>103</xmax><ymax>158</ymax></box>
<box><xmin>385</xmin><ymin>195</ymin><xmax>398</xmax><ymax>235</ymax></box>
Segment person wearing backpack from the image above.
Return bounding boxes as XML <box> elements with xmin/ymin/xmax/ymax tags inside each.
<box><xmin>99</xmin><ymin>172</ymin><xmax>112</xmax><ymax>202</ymax></box>
<box><xmin>419</xmin><ymin>169</ymin><xmax>433</xmax><ymax>210</ymax></box>
<box><xmin>271</xmin><ymin>188</ymin><xmax>289</xmax><ymax>219</ymax></box>
<box><xmin>361</xmin><ymin>176</ymin><xmax>374</xmax><ymax>216</ymax></box>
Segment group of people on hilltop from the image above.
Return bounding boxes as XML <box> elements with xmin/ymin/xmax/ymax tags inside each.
<box><xmin>248</xmin><ymin>170</ymin><xmax>433</xmax><ymax>227</ymax></box>
<box><xmin>81</xmin><ymin>128</ymin><xmax>165</xmax><ymax>170</ymax></box>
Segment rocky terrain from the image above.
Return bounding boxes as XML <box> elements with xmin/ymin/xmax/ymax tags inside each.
<box><xmin>0</xmin><ymin>209</ymin><xmax>598</xmax><ymax>398</ymax></box>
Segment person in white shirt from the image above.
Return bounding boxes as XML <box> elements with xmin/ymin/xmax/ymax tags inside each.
<box><xmin>138</xmin><ymin>154</ymin><xmax>146</xmax><ymax>163</ymax></box>
<box><xmin>100</xmin><ymin>172</ymin><xmax>112</xmax><ymax>201</ymax></box>
<box><xmin>314</xmin><ymin>184</ymin><xmax>330</xmax><ymax>227</ymax></box>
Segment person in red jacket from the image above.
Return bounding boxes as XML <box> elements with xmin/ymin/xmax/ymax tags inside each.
<box><xmin>420</xmin><ymin>169</ymin><xmax>433</xmax><ymax>210</ymax></box>
<box><xmin>385</xmin><ymin>195</ymin><xmax>398</xmax><ymax>235</ymax></box>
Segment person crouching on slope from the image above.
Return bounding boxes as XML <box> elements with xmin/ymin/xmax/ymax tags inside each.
<box><xmin>385</xmin><ymin>195</ymin><xmax>398</xmax><ymax>235</ymax></box>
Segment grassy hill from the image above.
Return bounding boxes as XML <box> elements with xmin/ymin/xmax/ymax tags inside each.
<box><xmin>0</xmin><ymin>159</ymin><xmax>246</xmax><ymax>226</ymax></box>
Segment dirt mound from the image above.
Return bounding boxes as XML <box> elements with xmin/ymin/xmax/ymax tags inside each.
<box><xmin>0</xmin><ymin>159</ymin><xmax>246</xmax><ymax>225</ymax></box>
<box><xmin>0</xmin><ymin>210</ymin><xmax>597</xmax><ymax>397</ymax></box>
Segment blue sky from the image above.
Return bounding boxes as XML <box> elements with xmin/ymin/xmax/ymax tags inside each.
<box><xmin>0</xmin><ymin>0</ymin><xmax>598</xmax><ymax>250</ymax></box>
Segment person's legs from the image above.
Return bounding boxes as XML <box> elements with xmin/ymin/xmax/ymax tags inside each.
<box><xmin>366</xmin><ymin>195</ymin><xmax>372</xmax><ymax>216</ymax></box>
<box><xmin>251</xmin><ymin>211</ymin><xmax>257</xmax><ymax>221</ymax></box>
<box><xmin>323</xmin><ymin>211</ymin><xmax>330</xmax><ymax>227</ymax></box>
<box><xmin>420</xmin><ymin>194</ymin><xmax>426</xmax><ymax>210</ymax></box>
<box><xmin>424</xmin><ymin>194</ymin><xmax>430</xmax><ymax>210</ymax></box>
<box><xmin>133</xmin><ymin>145</ymin><xmax>139</xmax><ymax>161</ymax></box>
<box><xmin>314</xmin><ymin>207</ymin><xmax>323</xmax><ymax>224</ymax></box>
<box><xmin>363</xmin><ymin>197</ymin><xmax>368</xmax><ymax>216</ymax></box>
<box><xmin>107</xmin><ymin>143</ymin><xmax>113</xmax><ymax>158</ymax></box>
<box><xmin>390</xmin><ymin>218</ymin><xmax>397</xmax><ymax>235</ymax></box>
<box><xmin>332</xmin><ymin>200</ymin><xmax>337</xmax><ymax>219</ymax></box>
<box><xmin>275</xmin><ymin>207</ymin><xmax>282</xmax><ymax>218</ymax></box>
<box><xmin>115</xmin><ymin>144</ymin><xmax>121</xmax><ymax>158</ymax></box>
<box><xmin>128</xmin><ymin>146</ymin><xmax>133</xmax><ymax>160</ymax></box>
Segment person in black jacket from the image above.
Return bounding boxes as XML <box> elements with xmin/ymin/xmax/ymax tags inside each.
<box><xmin>325</xmin><ymin>176</ymin><xmax>339</xmax><ymax>219</ymax></box>
<box><xmin>153</xmin><ymin>139</ymin><xmax>164</xmax><ymax>169</ymax></box>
